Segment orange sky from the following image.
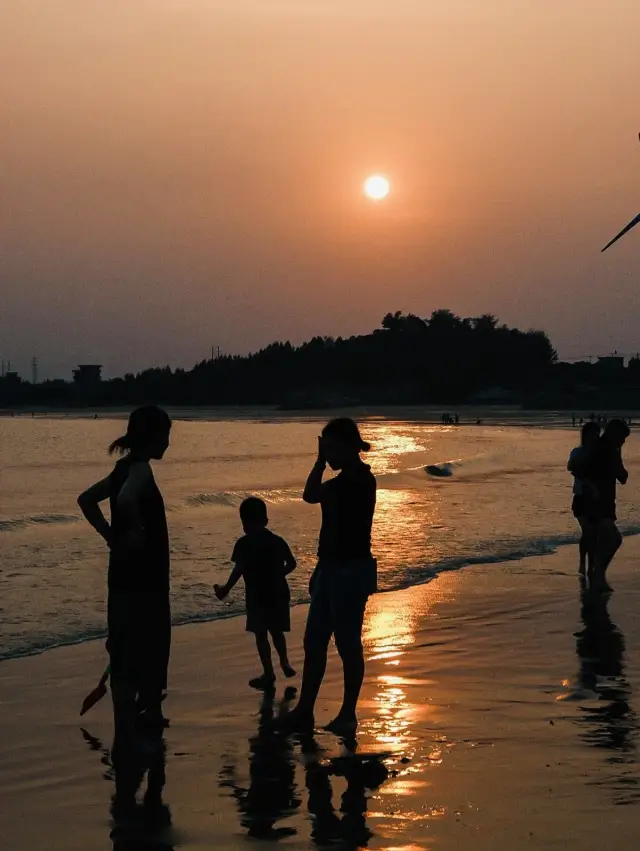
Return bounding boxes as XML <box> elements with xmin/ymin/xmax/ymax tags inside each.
<box><xmin>1</xmin><ymin>0</ymin><xmax>638</xmax><ymax>377</ymax></box>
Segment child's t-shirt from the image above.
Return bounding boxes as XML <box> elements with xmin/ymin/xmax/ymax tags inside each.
<box><xmin>231</xmin><ymin>529</ymin><xmax>294</xmax><ymax>611</ymax></box>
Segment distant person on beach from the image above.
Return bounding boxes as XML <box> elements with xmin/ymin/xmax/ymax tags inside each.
<box><xmin>77</xmin><ymin>406</ymin><xmax>172</xmax><ymax>744</ymax></box>
<box><xmin>279</xmin><ymin>418</ymin><xmax>377</xmax><ymax>735</ymax></box>
<box><xmin>214</xmin><ymin>497</ymin><xmax>297</xmax><ymax>690</ymax></box>
<box><xmin>567</xmin><ymin>421</ymin><xmax>601</xmax><ymax>575</ymax></box>
<box><xmin>579</xmin><ymin>418</ymin><xmax>630</xmax><ymax>591</ymax></box>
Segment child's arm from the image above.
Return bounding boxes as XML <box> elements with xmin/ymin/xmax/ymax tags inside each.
<box><xmin>214</xmin><ymin>561</ymin><xmax>245</xmax><ymax>600</ymax></box>
<box><xmin>282</xmin><ymin>540</ymin><xmax>297</xmax><ymax>576</ymax></box>
<box><xmin>77</xmin><ymin>477</ymin><xmax>113</xmax><ymax>546</ymax></box>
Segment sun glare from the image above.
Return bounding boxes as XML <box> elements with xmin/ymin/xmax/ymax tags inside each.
<box><xmin>364</xmin><ymin>174</ymin><xmax>390</xmax><ymax>201</ymax></box>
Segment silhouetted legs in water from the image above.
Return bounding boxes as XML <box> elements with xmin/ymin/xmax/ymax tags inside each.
<box><xmin>576</xmin><ymin>517</ymin><xmax>597</xmax><ymax>576</ymax></box>
<box><xmin>108</xmin><ymin>592</ymin><xmax>171</xmax><ymax>747</ymax></box>
<box><xmin>250</xmin><ymin>629</ymin><xmax>296</xmax><ymax>689</ymax></box>
<box><xmin>590</xmin><ymin>519</ymin><xmax>623</xmax><ymax>592</ymax></box>
<box><xmin>280</xmin><ymin>571</ymin><xmax>368</xmax><ymax>733</ymax></box>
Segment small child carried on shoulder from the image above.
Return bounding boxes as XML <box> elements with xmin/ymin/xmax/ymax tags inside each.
<box><xmin>214</xmin><ymin>497</ymin><xmax>297</xmax><ymax>690</ymax></box>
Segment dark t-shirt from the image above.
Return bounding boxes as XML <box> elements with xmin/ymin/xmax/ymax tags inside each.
<box><xmin>231</xmin><ymin>529</ymin><xmax>294</xmax><ymax>610</ymax></box>
<box><xmin>582</xmin><ymin>441</ymin><xmax>623</xmax><ymax>517</ymax></box>
<box><xmin>317</xmin><ymin>463</ymin><xmax>377</xmax><ymax>561</ymax></box>
<box><xmin>108</xmin><ymin>456</ymin><xmax>170</xmax><ymax>593</ymax></box>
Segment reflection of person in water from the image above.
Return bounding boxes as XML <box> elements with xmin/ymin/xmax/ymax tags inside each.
<box><xmin>81</xmin><ymin>728</ymin><xmax>174</xmax><ymax>851</ymax></box>
<box><xmin>302</xmin><ymin>737</ymin><xmax>388</xmax><ymax>849</ymax></box>
<box><xmin>220</xmin><ymin>688</ymin><xmax>301</xmax><ymax>840</ymax></box>
<box><xmin>575</xmin><ymin>589</ymin><xmax>635</xmax><ymax>767</ymax></box>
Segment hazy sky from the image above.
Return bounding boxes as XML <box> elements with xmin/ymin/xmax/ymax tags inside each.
<box><xmin>1</xmin><ymin>0</ymin><xmax>638</xmax><ymax>378</ymax></box>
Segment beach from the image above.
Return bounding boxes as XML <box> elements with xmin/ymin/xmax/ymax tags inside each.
<box><xmin>2</xmin><ymin>538</ymin><xmax>640</xmax><ymax>850</ymax></box>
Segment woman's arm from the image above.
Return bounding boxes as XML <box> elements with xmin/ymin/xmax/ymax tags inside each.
<box><xmin>303</xmin><ymin>438</ymin><xmax>327</xmax><ymax>504</ymax></box>
<box><xmin>117</xmin><ymin>461</ymin><xmax>152</xmax><ymax>531</ymax></box>
<box><xmin>77</xmin><ymin>477</ymin><xmax>113</xmax><ymax>545</ymax></box>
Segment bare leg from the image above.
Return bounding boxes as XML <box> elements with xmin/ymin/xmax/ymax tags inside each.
<box><xmin>276</xmin><ymin>573</ymin><xmax>331</xmax><ymax>730</ymax></box>
<box><xmin>592</xmin><ymin>519</ymin><xmax>622</xmax><ymax>591</ymax></box>
<box><xmin>270</xmin><ymin>629</ymin><xmax>296</xmax><ymax>677</ymax></box>
<box><xmin>325</xmin><ymin>597</ymin><xmax>368</xmax><ymax>733</ymax></box>
<box><xmin>294</xmin><ymin>628</ymin><xmax>330</xmax><ymax>717</ymax></box>
<box><xmin>577</xmin><ymin>518</ymin><xmax>588</xmax><ymax>575</ymax></box>
<box><xmin>250</xmin><ymin>631</ymin><xmax>275</xmax><ymax>687</ymax></box>
<box><xmin>577</xmin><ymin>517</ymin><xmax>597</xmax><ymax>576</ymax></box>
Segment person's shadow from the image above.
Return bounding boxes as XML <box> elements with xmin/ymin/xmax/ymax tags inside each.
<box><xmin>81</xmin><ymin>728</ymin><xmax>174</xmax><ymax>850</ymax></box>
<box><xmin>574</xmin><ymin>586</ymin><xmax>639</xmax><ymax>803</ymax></box>
<box><xmin>301</xmin><ymin>734</ymin><xmax>388</xmax><ymax>849</ymax></box>
<box><xmin>219</xmin><ymin>687</ymin><xmax>301</xmax><ymax>840</ymax></box>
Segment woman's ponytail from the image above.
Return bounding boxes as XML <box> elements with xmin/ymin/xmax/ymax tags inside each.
<box><xmin>108</xmin><ymin>434</ymin><xmax>131</xmax><ymax>455</ymax></box>
<box><xmin>107</xmin><ymin>406</ymin><xmax>172</xmax><ymax>456</ymax></box>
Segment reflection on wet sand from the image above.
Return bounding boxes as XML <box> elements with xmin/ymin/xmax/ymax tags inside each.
<box><xmin>219</xmin><ymin>687</ymin><xmax>301</xmax><ymax>839</ymax></box>
<box><xmin>362</xmin><ymin>596</ymin><xmax>423</xmax><ymax>752</ymax></box>
<box><xmin>220</xmin><ymin>689</ymin><xmax>395</xmax><ymax>847</ymax></box>
<box><xmin>360</xmin><ymin>592</ymin><xmax>451</xmax><ymax>843</ymax></box>
<box><xmin>303</xmin><ymin>735</ymin><xmax>389</xmax><ymax>849</ymax></box>
<box><xmin>573</xmin><ymin>588</ymin><xmax>639</xmax><ymax>804</ymax></box>
<box><xmin>81</xmin><ymin>728</ymin><xmax>174</xmax><ymax>850</ymax></box>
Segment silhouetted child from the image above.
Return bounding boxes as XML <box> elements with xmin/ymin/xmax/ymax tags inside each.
<box><xmin>215</xmin><ymin>497</ymin><xmax>297</xmax><ymax>690</ymax></box>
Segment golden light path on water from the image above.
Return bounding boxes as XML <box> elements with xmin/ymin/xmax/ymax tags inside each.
<box><xmin>356</xmin><ymin>583</ymin><xmax>454</xmax><ymax>844</ymax></box>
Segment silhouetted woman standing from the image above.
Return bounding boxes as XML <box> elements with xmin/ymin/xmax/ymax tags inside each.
<box><xmin>78</xmin><ymin>406</ymin><xmax>172</xmax><ymax>745</ymax></box>
<box><xmin>281</xmin><ymin>418</ymin><xmax>377</xmax><ymax>735</ymax></box>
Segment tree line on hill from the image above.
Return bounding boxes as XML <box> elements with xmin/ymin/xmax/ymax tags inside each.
<box><xmin>0</xmin><ymin>310</ymin><xmax>563</xmax><ymax>409</ymax></box>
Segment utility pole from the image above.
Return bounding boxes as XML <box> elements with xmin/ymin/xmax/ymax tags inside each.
<box><xmin>32</xmin><ymin>357</ymin><xmax>38</xmax><ymax>385</ymax></box>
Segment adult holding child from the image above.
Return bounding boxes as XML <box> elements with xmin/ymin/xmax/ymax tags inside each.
<box><xmin>279</xmin><ymin>418</ymin><xmax>377</xmax><ymax>735</ymax></box>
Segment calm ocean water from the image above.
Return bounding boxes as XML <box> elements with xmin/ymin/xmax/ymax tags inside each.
<box><xmin>1</xmin><ymin>414</ymin><xmax>639</xmax><ymax>660</ymax></box>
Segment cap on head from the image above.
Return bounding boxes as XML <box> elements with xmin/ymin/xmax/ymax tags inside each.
<box><xmin>322</xmin><ymin>418</ymin><xmax>371</xmax><ymax>452</ymax></box>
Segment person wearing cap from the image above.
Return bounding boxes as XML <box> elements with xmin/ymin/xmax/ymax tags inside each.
<box><xmin>279</xmin><ymin>417</ymin><xmax>377</xmax><ymax>735</ymax></box>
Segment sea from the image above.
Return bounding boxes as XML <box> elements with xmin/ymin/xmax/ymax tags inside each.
<box><xmin>1</xmin><ymin>411</ymin><xmax>639</xmax><ymax>661</ymax></box>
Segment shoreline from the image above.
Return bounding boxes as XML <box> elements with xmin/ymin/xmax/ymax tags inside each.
<box><xmin>3</xmin><ymin>538</ymin><xmax>640</xmax><ymax>848</ymax></box>
<box><xmin>2</xmin><ymin>404</ymin><xmax>637</xmax><ymax>427</ymax></box>
<box><xmin>8</xmin><ymin>523</ymin><xmax>640</xmax><ymax>664</ymax></box>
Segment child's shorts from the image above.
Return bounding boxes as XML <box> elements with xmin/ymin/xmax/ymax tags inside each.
<box><xmin>246</xmin><ymin>601</ymin><xmax>291</xmax><ymax>634</ymax></box>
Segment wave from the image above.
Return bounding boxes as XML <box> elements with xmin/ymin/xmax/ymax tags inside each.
<box><xmin>4</xmin><ymin>524</ymin><xmax>640</xmax><ymax>663</ymax></box>
<box><xmin>0</xmin><ymin>513</ymin><xmax>78</xmax><ymax>533</ymax></box>
<box><xmin>186</xmin><ymin>487</ymin><xmax>301</xmax><ymax>508</ymax></box>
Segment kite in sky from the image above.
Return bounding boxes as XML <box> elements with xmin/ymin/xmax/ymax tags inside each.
<box><xmin>601</xmin><ymin>133</ymin><xmax>640</xmax><ymax>253</ymax></box>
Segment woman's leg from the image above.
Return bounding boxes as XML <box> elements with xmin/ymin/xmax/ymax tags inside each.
<box><xmin>137</xmin><ymin>594</ymin><xmax>171</xmax><ymax>723</ymax></box>
<box><xmin>591</xmin><ymin>518</ymin><xmax>622</xmax><ymax>590</ymax></box>
<box><xmin>331</xmin><ymin>594</ymin><xmax>368</xmax><ymax>728</ymax></box>
<box><xmin>280</xmin><ymin>575</ymin><xmax>332</xmax><ymax>726</ymax></box>
<box><xmin>108</xmin><ymin>592</ymin><xmax>139</xmax><ymax>749</ymax></box>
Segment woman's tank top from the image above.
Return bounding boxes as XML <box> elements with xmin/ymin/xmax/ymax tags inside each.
<box><xmin>108</xmin><ymin>455</ymin><xmax>170</xmax><ymax>593</ymax></box>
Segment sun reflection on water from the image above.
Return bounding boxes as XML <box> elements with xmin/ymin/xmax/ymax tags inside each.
<box><xmin>359</xmin><ymin>588</ymin><xmax>453</xmax><ymax>844</ymax></box>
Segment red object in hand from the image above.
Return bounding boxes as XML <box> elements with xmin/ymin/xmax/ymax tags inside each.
<box><xmin>80</xmin><ymin>666</ymin><xmax>110</xmax><ymax>716</ymax></box>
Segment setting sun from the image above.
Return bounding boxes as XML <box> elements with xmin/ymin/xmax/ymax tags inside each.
<box><xmin>363</xmin><ymin>174</ymin><xmax>390</xmax><ymax>201</ymax></box>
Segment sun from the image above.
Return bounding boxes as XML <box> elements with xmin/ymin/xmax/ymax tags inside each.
<box><xmin>363</xmin><ymin>174</ymin><xmax>390</xmax><ymax>201</ymax></box>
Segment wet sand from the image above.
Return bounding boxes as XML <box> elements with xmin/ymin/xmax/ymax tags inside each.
<box><xmin>2</xmin><ymin>540</ymin><xmax>640</xmax><ymax>850</ymax></box>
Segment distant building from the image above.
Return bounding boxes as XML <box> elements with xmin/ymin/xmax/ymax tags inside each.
<box><xmin>72</xmin><ymin>364</ymin><xmax>102</xmax><ymax>386</ymax></box>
